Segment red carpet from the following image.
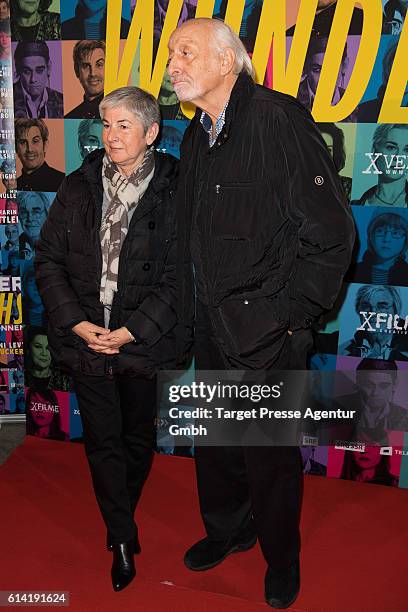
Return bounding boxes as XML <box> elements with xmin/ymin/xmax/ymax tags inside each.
<box><xmin>1</xmin><ymin>438</ymin><xmax>407</xmax><ymax>612</ymax></box>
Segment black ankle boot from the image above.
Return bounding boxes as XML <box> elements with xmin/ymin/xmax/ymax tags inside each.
<box><xmin>111</xmin><ymin>541</ymin><xmax>136</xmax><ymax>592</ymax></box>
<box><xmin>107</xmin><ymin>533</ymin><xmax>141</xmax><ymax>554</ymax></box>
<box><xmin>264</xmin><ymin>558</ymin><xmax>300</xmax><ymax>609</ymax></box>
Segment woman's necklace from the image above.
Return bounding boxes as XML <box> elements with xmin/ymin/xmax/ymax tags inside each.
<box><xmin>375</xmin><ymin>187</ymin><xmax>406</xmax><ymax>206</ymax></box>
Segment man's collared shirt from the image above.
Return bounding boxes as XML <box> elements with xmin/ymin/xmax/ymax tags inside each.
<box><xmin>21</xmin><ymin>82</ymin><xmax>49</xmax><ymax>118</ymax></box>
<box><xmin>200</xmin><ymin>100</ymin><xmax>229</xmax><ymax>147</ymax></box>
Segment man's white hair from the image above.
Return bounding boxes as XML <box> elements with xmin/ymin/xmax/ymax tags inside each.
<box><xmin>186</xmin><ymin>17</ymin><xmax>255</xmax><ymax>80</ymax></box>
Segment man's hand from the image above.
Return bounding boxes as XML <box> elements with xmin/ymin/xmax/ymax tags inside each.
<box><xmin>87</xmin><ymin>327</ymin><xmax>134</xmax><ymax>354</ymax></box>
<box><xmin>287</xmin><ymin>329</ymin><xmax>293</xmax><ymax>336</ymax></box>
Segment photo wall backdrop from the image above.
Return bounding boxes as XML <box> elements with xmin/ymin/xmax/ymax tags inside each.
<box><xmin>3</xmin><ymin>0</ymin><xmax>408</xmax><ymax>488</ymax></box>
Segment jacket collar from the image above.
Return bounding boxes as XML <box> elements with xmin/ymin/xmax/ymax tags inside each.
<box><xmin>80</xmin><ymin>148</ymin><xmax>178</xmax><ymax>229</ymax></box>
<box><xmin>224</xmin><ymin>71</ymin><xmax>256</xmax><ymax>135</ymax></box>
<box><xmin>192</xmin><ymin>71</ymin><xmax>256</xmax><ymax>140</ymax></box>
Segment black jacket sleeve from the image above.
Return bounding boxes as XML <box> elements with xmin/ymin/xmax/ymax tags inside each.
<box><xmin>124</xmin><ymin>215</ymin><xmax>178</xmax><ymax>348</ymax></box>
<box><xmin>278</xmin><ymin>105</ymin><xmax>356</xmax><ymax>330</ymax></box>
<box><xmin>34</xmin><ymin>178</ymin><xmax>88</xmax><ymax>330</ymax></box>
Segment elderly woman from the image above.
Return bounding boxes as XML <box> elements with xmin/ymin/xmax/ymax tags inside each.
<box><xmin>351</xmin><ymin>211</ymin><xmax>408</xmax><ymax>285</ymax></box>
<box><xmin>35</xmin><ymin>86</ymin><xmax>183</xmax><ymax>592</ymax></box>
<box><xmin>352</xmin><ymin>124</ymin><xmax>408</xmax><ymax>207</ymax></box>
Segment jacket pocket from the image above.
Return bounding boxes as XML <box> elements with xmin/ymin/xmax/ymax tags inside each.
<box><xmin>213</xmin><ymin>181</ymin><xmax>262</xmax><ymax>240</ymax></box>
<box><xmin>216</xmin><ymin>292</ymin><xmax>289</xmax><ymax>358</ymax></box>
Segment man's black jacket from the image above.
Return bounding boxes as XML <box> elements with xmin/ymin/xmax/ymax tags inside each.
<box><xmin>176</xmin><ymin>73</ymin><xmax>356</xmax><ymax>369</ymax></box>
<box><xmin>35</xmin><ymin>148</ymin><xmax>190</xmax><ymax>378</ymax></box>
<box><xmin>17</xmin><ymin>161</ymin><xmax>65</xmax><ymax>192</ymax></box>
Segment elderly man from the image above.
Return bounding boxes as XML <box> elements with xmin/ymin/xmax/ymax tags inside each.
<box><xmin>168</xmin><ymin>18</ymin><xmax>355</xmax><ymax>609</ymax></box>
<box><xmin>13</xmin><ymin>41</ymin><xmax>63</xmax><ymax>118</ymax></box>
<box><xmin>65</xmin><ymin>40</ymin><xmax>105</xmax><ymax>119</ymax></box>
<box><xmin>15</xmin><ymin>118</ymin><xmax>64</xmax><ymax>191</ymax></box>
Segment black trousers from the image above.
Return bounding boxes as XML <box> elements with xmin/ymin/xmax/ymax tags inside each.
<box><xmin>194</xmin><ymin>302</ymin><xmax>305</xmax><ymax>569</ymax></box>
<box><xmin>72</xmin><ymin>372</ymin><xmax>156</xmax><ymax>545</ymax></box>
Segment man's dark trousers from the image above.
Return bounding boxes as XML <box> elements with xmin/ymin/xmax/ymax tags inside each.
<box><xmin>72</xmin><ymin>374</ymin><xmax>156</xmax><ymax>545</ymax></box>
<box><xmin>194</xmin><ymin>301</ymin><xmax>308</xmax><ymax>569</ymax></box>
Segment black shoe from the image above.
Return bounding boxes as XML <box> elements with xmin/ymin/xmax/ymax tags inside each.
<box><xmin>184</xmin><ymin>527</ymin><xmax>257</xmax><ymax>571</ymax></box>
<box><xmin>107</xmin><ymin>533</ymin><xmax>141</xmax><ymax>554</ymax></box>
<box><xmin>264</xmin><ymin>559</ymin><xmax>300</xmax><ymax>609</ymax></box>
<box><xmin>111</xmin><ymin>541</ymin><xmax>136</xmax><ymax>592</ymax></box>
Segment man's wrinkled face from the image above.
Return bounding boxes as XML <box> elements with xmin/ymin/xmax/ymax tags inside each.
<box><xmin>167</xmin><ymin>22</ymin><xmax>224</xmax><ymax>104</ymax></box>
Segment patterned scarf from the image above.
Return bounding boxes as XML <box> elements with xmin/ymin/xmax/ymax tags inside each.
<box><xmin>100</xmin><ymin>147</ymin><xmax>155</xmax><ymax>306</ymax></box>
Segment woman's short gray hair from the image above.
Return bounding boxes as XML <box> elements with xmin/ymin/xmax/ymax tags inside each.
<box><xmin>99</xmin><ymin>86</ymin><xmax>161</xmax><ymax>134</ymax></box>
<box><xmin>192</xmin><ymin>18</ymin><xmax>255</xmax><ymax>80</ymax></box>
